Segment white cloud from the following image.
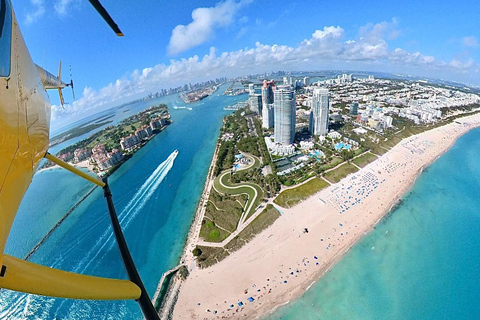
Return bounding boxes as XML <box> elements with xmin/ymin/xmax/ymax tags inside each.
<box><xmin>389</xmin><ymin>48</ymin><xmax>436</xmax><ymax>66</ymax></box>
<box><xmin>52</xmin><ymin>20</ymin><xmax>480</xmax><ymax>125</ymax></box>
<box><xmin>463</xmin><ymin>36</ymin><xmax>478</xmax><ymax>48</ymax></box>
<box><xmin>54</xmin><ymin>0</ymin><xmax>79</xmax><ymax>16</ymax></box>
<box><xmin>448</xmin><ymin>58</ymin><xmax>475</xmax><ymax>71</ymax></box>
<box><xmin>167</xmin><ymin>0</ymin><xmax>251</xmax><ymax>55</ymax></box>
<box><xmin>25</xmin><ymin>0</ymin><xmax>45</xmax><ymax>25</ymax></box>
<box><xmin>312</xmin><ymin>26</ymin><xmax>344</xmax><ymax>40</ymax></box>
<box><xmin>236</xmin><ymin>27</ymin><xmax>248</xmax><ymax>39</ymax></box>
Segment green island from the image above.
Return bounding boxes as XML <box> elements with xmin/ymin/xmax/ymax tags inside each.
<box><xmin>43</xmin><ymin>104</ymin><xmax>171</xmax><ymax>176</ymax></box>
<box><xmin>49</xmin><ymin>114</ymin><xmax>115</xmax><ymax>147</ymax></box>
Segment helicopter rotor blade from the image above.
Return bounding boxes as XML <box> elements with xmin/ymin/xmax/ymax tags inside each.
<box><xmin>69</xmin><ymin>65</ymin><xmax>75</xmax><ymax>100</ymax></box>
<box><xmin>88</xmin><ymin>0</ymin><xmax>123</xmax><ymax>36</ymax></box>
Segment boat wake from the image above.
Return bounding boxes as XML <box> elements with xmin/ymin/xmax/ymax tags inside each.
<box><xmin>0</xmin><ymin>150</ymin><xmax>179</xmax><ymax>319</ymax></box>
<box><xmin>73</xmin><ymin>150</ymin><xmax>178</xmax><ymax>273</ymax></box>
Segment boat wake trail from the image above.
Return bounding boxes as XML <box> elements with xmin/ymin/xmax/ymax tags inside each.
<box><xmin>73</xmin><ymin>150</ymin><xmax>178</xmax><ymax>273</ymax></box>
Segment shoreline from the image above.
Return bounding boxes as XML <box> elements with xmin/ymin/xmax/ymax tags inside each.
<box><xmin>154</xmin><ymin>137</ymin><xmax>222</xmax><ymax>317</ymax></box>
<box><xmin>258</xmin><ymin>126</ymin><xmax>464</xmax><ymax>319</ymax></box>
<box><xmin>36</xmin><ymin>159</ymin><xmax>97</xmax><ymax>175</ymax></box>
<box><xmin>171</xmin><ymin>112</ymin><xmax>480</xmax><ymax>319</ymax></box>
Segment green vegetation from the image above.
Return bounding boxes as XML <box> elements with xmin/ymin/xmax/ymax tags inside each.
<box><xmin>195</xmin><ymin>205</ymin><xmax>281</xmax><ymax>268</ymax></box>
<box><xmin>214</xmin><ymin>141</ymin><xmax>236</xmax><ymax>176</ymax></box>
<box><xmin>254</xmin><ymin>118</ymin><xmax>272</xmax><ymax>166</ymax></box>
<box><xmin>352</xmin><ymin>152</ymin><xmax>378</xmax><ymax>168</ymax></box>
<box><xmin>225</xmin><ymin>204</ymin><xmax>281</xmax><ymax>252</ymax></box>
<box><xmin>49</xmin><ymin>118</ymin><xmax>114</xmax><ymax>146</ymax></box>
<box><xmin>199</xmin><ymin>219</ymin><xmax>230</xmax><ymax>243</ymax></box>
<box><xmin>56</xmin><ymin>104</ymin><xmax>170</xmax><ymax>155</ymax></box>
<box><xmin>192</xmin><ymin>247</ymin><xmax>202</xmax><ymax>257</ymax></box>
<box><xmin>324</xmin><ymin>163</ymin><xmax>359</xmax><ymax>183</ymax></box>
<box><xmin>214</xmin><ymin>110</ymin><xmax>267</xmax><ymax>176</ymax></box>
<box><xmin>178</xmin><ymin>265</ymin><xmax>189</xmax><ymax>280</ymax></box>
<box><xmin>204</xmin><ymin>190</ymin><xmax>244</xmax><ymax>232</ymax></box>
<box><xmin>314</xmin><ymin>156</ymin><xmax>343</xmax><ymax>173</ymax></box>
<box><xmin>237</xmin><ymin>136</ymin><xmax>261</xmax><ymax>156</ymax></box>
<box><xmin>214</xmin><ymin>169</ymin><xmax>264</xmax><ymax>221</ymax></box>
<box><xmin>274</xmin><ymin>178</ymin><xmax>330</xmax><ymax>208</ymax></box>
<box><xmin>195</xmin><ymin>246</ymin><xmax>229</xmax><ymax>269</ymax></box>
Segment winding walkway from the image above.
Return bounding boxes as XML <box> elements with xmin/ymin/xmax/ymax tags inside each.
<box><xmin>212</xmin><ymin>153</ymin><xmax>263</xmax><ymax>228</ymax></box>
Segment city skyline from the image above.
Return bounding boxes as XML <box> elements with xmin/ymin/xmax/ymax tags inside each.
<box><xmin>14</xmin><ymin>0</ymin><xmax>480</xmax><ymax>129</ymax></box>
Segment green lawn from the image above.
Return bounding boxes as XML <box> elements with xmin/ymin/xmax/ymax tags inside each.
<box><xmin>194</xmin><ymin>205</ymin><xmax>281</xmax><ymax>269</ymax></box>
<box><xmin>199</xmin><ymin>219</ymin><xmax>230</xmax><ymax>243</ymax></box>
<box><xmin>274</xmin><ymin>178</ymin><xmax>330</xmax><ymax>208</ymax></box>
<box><xmin>319</xmin><ymin>156</ymin><xmax>344</xmax><ymax>171</ymax></box>
<box><xmin>204</xmin><ymin>191</ymin><xmax>243</xmax><ymax>232</ymax></box>
<box><xmin>352</xmin><ymin>152</ymin><xmax>378</xmax><ymax>168</ymax></box>
<box><xmin>200</xmin><ymin>153</ymin><xmax>264</xmax><ymax>243</ymax></box>
<box><xmin>213</xmin><ymin>169</ymin><xmax>263</xmax><ymax>221</ymax></box>
<box><xmin>324</xmin><ymin>163</ymin><xmax>359</xmax><ymax>183</ymax></box>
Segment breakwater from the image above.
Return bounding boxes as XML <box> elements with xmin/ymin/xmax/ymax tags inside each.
<box><xmin>24</xmin><ymin>186</ymin><xmax>97</xmax><ymax>261</ymax></box>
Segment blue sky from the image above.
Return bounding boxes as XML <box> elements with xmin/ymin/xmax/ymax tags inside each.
<box><xmin>11</xmin><ymin>0</ymin><xmax>480</xmax><ymax>129</ymax></box>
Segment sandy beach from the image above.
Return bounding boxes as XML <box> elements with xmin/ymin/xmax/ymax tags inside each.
<box><xmin>172</xmin><ymin>112</ymin><xmax>480</xmax><ymax>319</ymax></box>
<box><xmin>37</xmin><ymin>159</ymin><xmax>97</xmax><ymax>175</ymax></box>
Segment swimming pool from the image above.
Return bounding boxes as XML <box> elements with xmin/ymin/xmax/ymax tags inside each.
<box><xmin>335</xmin><ymin>143</ymin><xmax>352</xmax><ymax>151</ymax></box>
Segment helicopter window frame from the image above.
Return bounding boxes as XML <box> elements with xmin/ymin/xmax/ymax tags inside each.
<box><xmin>0</xmin><ymin>0</ymin><xmax>12</xmax><ymax>78</ymax></box>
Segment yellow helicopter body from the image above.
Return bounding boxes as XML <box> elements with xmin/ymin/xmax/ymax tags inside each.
<box><xmin>0</xmin><ymin>0</ymin><xmax>141</xmax><ymax>301</ymax></box>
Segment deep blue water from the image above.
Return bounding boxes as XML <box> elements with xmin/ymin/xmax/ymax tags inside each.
<box><xmin>0</xmin><ymin>85</ymin><xmax>237</xmax><ymax>319</ymax></box>
<box><xmin>265</xmin><ymin>128</ymin><xmax>480</xmax><ymax>319</ymax></box>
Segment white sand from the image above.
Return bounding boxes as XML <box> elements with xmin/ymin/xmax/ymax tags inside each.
<box><xmin>36</xmin><ymin>159</ymin><xmax>97</xmax><ymax>175</ymax></box>
<box><xmin>172</xmin><ymin>113</ymin><xmax>480</xmax><ymax>320</ymax></box>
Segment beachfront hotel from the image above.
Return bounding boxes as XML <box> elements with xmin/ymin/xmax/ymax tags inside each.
<box><xmin>309</xmin><ymin>88</ymin><xmax>330</xmax><ymax>137</ymax></box>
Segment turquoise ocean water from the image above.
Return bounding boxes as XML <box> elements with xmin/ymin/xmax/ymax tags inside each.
<box><xmin>0</xmin><ymin>84</ymin><xmax>236</xmax><ymax>319</ymax></box>
<box><xmin>265</xmin><ymin>128</ymin><xmax>480</xmax><ymax>320</ymax></box>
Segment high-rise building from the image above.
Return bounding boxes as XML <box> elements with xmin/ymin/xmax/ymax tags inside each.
<box><xmin>249</xmin><ymin>94</ymin><xmax>262</xmax><ymax>114</ymax></box>
<box><xmin>261</xmin><ymin>80</ymin><xmax>275</xmax><ymax>126</ymax></box>
<box><xmin>309</xmin><ymin>88</ymin><xmax>330</xmax><ymax>136</ymax></box>
<box><xmin>303</xmin><ymin>77</ymin><xmax>310</xmax><ymax>87</ymax></box>
<box><xmin>274</xmin><ymin>85</ymin><xmax>296</xmax><ymax>145</ymax></box>
<box><xmin>261</xmin><ymin>80</ymin><xmax>274</xmax><ymax>105</ymax></box>
<box><xmin>349</xmin><ymin>102</ymin><xmax>359</xmax><ymax>115</ymax></box>
<box><xmin>262</xmin><ymin>103</ymin><xmax>274</xmax><ymax>128</ymax></box>
<box><xmin>248</xmin><ymin>83</ymin><xmax>255</xmax><ymax>95</ymax></box>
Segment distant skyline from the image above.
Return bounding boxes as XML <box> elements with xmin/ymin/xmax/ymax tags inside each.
<box><xmin>12</xmin><ymin>0</ymin><xmax>480</xmax><ymax>129</ymax></box>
